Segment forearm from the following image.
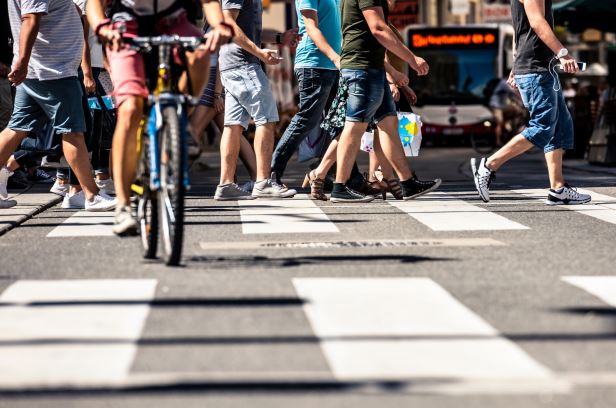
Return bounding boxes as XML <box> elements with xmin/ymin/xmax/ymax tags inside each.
<box><xmin>306</xmin><ymin>26</ymin><xmax>339</xmax><ymax>63</ymax></box>
<box><xmin>85</xmin><ymin>0</ymin><xmax>106</xmax><ymax>29</ymax></box>
<box><xmin>230</xmin><ymin>21</ymin><xmax>262</xmax><ymax>58</ymax></box>
<box><xmin>17</xmin><ymin>15</ymin><xmax>40</xmax><ymax>64</ymax></box>
<box><xmin>80</xmin><ymin>16</ymin><xmax>93</xmax><ymax>77</ymax></box>
<box><xmin>201</xmin><ymin>0</ymin><xmax>224</xmax><ymax>27</ymax></box>
<box><xmin>530</xmin><ymin>20</ymin><xmax>563</xmax><ymax>55</ymax></box>
<box><xmin>372</xmin><ymin>24</ymin><xmax>416</xmax><ymax>66</ymax></box>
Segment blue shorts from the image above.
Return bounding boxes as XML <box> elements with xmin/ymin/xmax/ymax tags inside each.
<box><xmin>8</xmin><ymin>77</ymin><xmax>86</xmax><ymax>134</ymax></box>
<box><xmin>220</xmin><ymin>63</ymin><xmax>279</xmax><ymax>129</ymax></box>
<box><xmin>341</xmin><ymin>68</ymin><xmax>396</xmax><ymax>123</ymax></box>
<box><xmin>515</xmin><ymin>72</ymin><xmax>574</xmax><ymax>153</ymax></box>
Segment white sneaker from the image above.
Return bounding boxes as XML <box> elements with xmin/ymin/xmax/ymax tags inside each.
<box><xmin>0</xmin><ymin>199</ymin><xmax>17</xmax><ymax>209</ymax></box>
<box><xmin>85</xmin><ymin>191</ymin><xmax>118</xmax><ymax>212</ymax></box>
<box><xmin>470</xmin><ymin>157</ymin><xmax>495</xmax><ymax>203</ymax></box>
<box><xmin>50</xmin><ymin>179</ymin><xmax>69</xmax><ymax>197</ymax></box>
<box><xmin>96</xmin><ymin>178</ymin><xmax>115</xmax><ymax>195</ymax></box>
<box><xmin>62</xmin><ymin>191</ymin><xmax>86</xmax><ymax>209</ymax></box>
<box><xmin>252</xmin><ymin>178</ymin><xmax>297</xmax><ymax>199</ymax></box>
<box><xmin>0</xmin><ymin>166</ymin><xmax>14</xmax><ymax>200</ymax></box>
<box><xmin>546</xmin><ymin>185</ymin><xmax>591</xmax><ymax>205</ymax></box>
<box><xmin>112</xmin><ymin>204</ymin><xmax>138</xmax><ymax>236</ymax></box>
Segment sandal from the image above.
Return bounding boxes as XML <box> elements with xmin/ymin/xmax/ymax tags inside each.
<box><xmin>383</xmin><ymin>178</ymin><xmax>403</xmax><ymax>200</ymax></box>
<box><xmin>358</xmin><ymin>172</ymin><xmax>387</xmax><ymax>200</ymax></box>
<box><xmin>303</xmin><ymin>170</ymin><xmax>328</xmax><ymax>201</ymax></box>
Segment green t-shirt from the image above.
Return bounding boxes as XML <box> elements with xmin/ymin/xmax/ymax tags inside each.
<box><xmin>340</xmin><ymin>0</ymin><xmax>389</xmax><ymax>70</ymax></box>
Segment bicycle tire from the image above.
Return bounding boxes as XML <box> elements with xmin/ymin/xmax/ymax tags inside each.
<box><xmin>135</xmin><ymin>132</ymin><xmax>159</xmax><ymax>259</ymax></box>
<box><xmin>158</xmin><ymin>105</ymin><xmax>185</xmax><ymax>266</ymax></box>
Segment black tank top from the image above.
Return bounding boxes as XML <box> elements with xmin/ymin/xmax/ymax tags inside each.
<box><xmin>511</xmin><ymin>0</ymin><xmax>555</xmax><ymax>74</ymax></box>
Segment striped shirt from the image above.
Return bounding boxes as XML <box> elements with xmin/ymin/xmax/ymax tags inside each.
<box><xmin>8</xmin><ymin>0</ymin><xmax>84</xmax><ymax>81</ymax></box>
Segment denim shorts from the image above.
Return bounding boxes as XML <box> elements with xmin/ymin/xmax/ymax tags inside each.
<box><xmin>515</xmin><ymin>72</ymin><xmax>574</xmax><ymax>153</ymax></box>
<box><xmin>341</xmin><ymin>68</ymin><xmax>396</xmax><ymax>123</ymax></box>
<box><xmin>220</xmin><ymin>63</ymin><xmax>279</xmax><ymax>129</ymax></box>
<box><xmin>8</xmin><ymin>77</ymin><xmax>86</xmax><ymax>134</ymax></box>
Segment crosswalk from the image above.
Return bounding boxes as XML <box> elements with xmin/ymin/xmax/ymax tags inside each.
<box><xmin>44</xmin><ymin>188</ymin><xmax>616</xmax><ymax>238</ymax></box>
<box><xmin>0</xmin><ymin>276</ymin><xmax>614</xmax><ymax>393</ymax></box>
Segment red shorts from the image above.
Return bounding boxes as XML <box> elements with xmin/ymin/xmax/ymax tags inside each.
<box><xmin>106</xmin><ymin>11</ymin><xmax>202</xmax><ymax>107</ymax></box>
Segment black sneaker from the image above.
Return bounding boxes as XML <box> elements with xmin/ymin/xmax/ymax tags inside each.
<box><xmin>330</xmin><ymin>183</ymin><xmax>375</xmax><ymax>203</ymax></box>
<box><xmin>400</xmin><ymin>176</ymin><xmax>442</xmax><ymax>200</ymax></box>
<box><xmin>7</xmin><ymin>170</ymin><xmax>30</xmax><ymax>189</ymax></box>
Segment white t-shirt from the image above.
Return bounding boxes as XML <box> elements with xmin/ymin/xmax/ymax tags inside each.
<box><xmin>120</xmin><ymin>0</ymin><xmax>178</xmax><ymax>15</ymax></box>
<box><xmin>74</xmin><ymin>0</ymin><xmax>104</xmax><ymax>69</ymax></box>
<box><xmin>8</xmin><ymin>0</ymin><xmax>84</xmax><ymax>81</ymax></box>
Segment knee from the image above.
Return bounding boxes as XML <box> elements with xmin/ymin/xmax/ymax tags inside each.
<box><xmin>118</xmin><ymin>97</ymin><xmax>143</xmax><ymax>123</ymax></box>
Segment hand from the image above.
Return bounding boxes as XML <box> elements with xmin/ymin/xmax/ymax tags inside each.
<box><xmin>331</xmin><ymin>55</ymin><xmax>341</xmax><ymax>70</ymax></box>
<box><xmin>559</xmin><ymin>55</ymin><xmax>580</xmax><ymax>74</ymax></box>
<box><xmin>507</xmin><ymin>70</ymin><xmax>517</xmax><ymax>89</ymax></box>
<box><xmin>8</xmin><ymin>59</ymin><xmax>28</xmax><ymax>86</ymax></box>
<box><xmin>401</xmin><ymin>86</ymin><xmax>417</xmax><ymax>105</ymax></box>
<box><xmin>214</xmin><ymin>95</ymin><xmax>224</xmax><ymax>113</ymax></box>
<box><xmin>204</xmin><ymin>23</ymin><xmax>234</xmax><ymax>53</ymax></box>
<box><xmin>259</xmin><ymin>49</ymin><xmax>282</xmax><ymax>65</ymax></box>
<box><xmin>412</xmin><ymin>55</ymin><xmax>429</xmax><ymax>76</ymax></box>
<box><xmin>280</xmin><ymin>28</ymin><xmax>301</xmax><ymax>48</ymax></box>
<box><xmin>83</xmin><ymin>73</ymin><xmax>96</xmax><ymax>94</ymax></box>
<box><xmin>390</xmin><ymin>83</ymin><xmax>400</xmax><ymax>102</ymax></box>
<box><xmin>98</xmin><ymin>25</ymin><xmax>123</xmax><ymax>52</ymax></box>
<box><xmin>0</xmin><ymin>63</ymin><xmax>9</xmax><ymax>78</ymax></box>
<box><xmin>391</xmin><ymin>70</ymin><xmax>409</xmax><ymax>87</ymax></box>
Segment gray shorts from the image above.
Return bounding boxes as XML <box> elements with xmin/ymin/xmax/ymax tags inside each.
<box><xmin>220</xmin><ymin>63</ymin><xmax>279</xmax><ymax>129</ymax></box>
<box><xmin>8</xmin><ymin>77</ymin><xmax>86</xmax><ymax>134</ymax></box>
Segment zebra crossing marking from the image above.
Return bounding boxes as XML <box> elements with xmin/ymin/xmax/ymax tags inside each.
<box><xmin>562</xmin><ymin>276</ymin><xmax>616</xmax><ymax>307</ymax></box>
<box><xmin>514</xmin><ymin>188</ymin><xmax>616</xmax><ymax>225</ymax></box>
<box><xmin>238</xmin><ymin>194</ymin><xmax>339</xmax><ymax>234</ymax></box>
<box><xmin>292</xmin><ymin>277</ymin><xmax>561</xmax><ymax>393</ymax></box>
<box><xmin>388</xmin><ymin>193</ymin><xmax>530</xmax><ymax>231</ymax></box>
<box><xmin>47</xmin><ymin>211</ymin><xmax>115</xmax><ymax>237</ymax></box>
<box><xmin>0</xmin><ymin>279</ymin><xmax>157</xmax><ymax>387</ymax></box>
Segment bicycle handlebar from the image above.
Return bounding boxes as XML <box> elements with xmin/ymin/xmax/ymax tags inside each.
<box><xmin>122</xmin><ymin>35</ymin><xmax>205</xmax><ymax>52</ymax></box>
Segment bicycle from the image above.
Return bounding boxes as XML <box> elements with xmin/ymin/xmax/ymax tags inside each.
<box><xmin>127</xmin><ymin>34</ymin><xmax>203</xmax><ymax>266</ymax></box>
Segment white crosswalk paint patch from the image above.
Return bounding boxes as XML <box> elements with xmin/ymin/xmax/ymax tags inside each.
<box><xmin>0</xmin><ymin>279</ymin><xmax>157</xmax><ymax>387</ymax></box>
<box><xmin>562</xmin><ymin>276</ymin><xmax>616</xmax><ymax>307</ymax></box>
<box><xmin>238</xmin><ymin>194</ymin><xmax>339</xmax><ymax>234</ymax></box>
<box><xmin>293</xmin><ymin>278</ymin><xmax>562</xmax><ymax>393</ymax></box>
<box><xmin>389</xmin><ymin>193</ymin><xmax>529</xmax><ymax>231</ymax></box>
<box><xmin>47</xmin><ymin>211</ymin><xmax>115</xmax><ymax>237</ymax></box>
<box><xmin>514</xmin><ymin>188</ymin><xmax>616</xmax><ymax>225</ymax></box>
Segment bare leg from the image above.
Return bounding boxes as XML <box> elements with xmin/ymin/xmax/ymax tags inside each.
<box><xmin>62</xmin><ymin>132</ymin><xmax>99</xmax><ymax>200</ymax></box>
<box><xmin>220</xmin><ymin>125</ymin><xmax>242</xmax><ymax>185</ymax></box>
<box><xmin>545</xmin><ymin>149</ymin><xmax>566</xmax><ymax>190</ymax></box>
<box><xmin>239</xmin><ymin>135</ymin><xmax>257</xmax><ymax>181</ymax></box>
<box><xmin>112</xmin><ymin>96</ymin><xmax>143</xmax><ymax>206</ymax></box>
<box><xmin>253</xmin><ymin>122</ymin><xmax>275</xmax><ymax>181</ymax></box>
<box><xmin>486</xmin><ymin>134</ymin><xmax>534</xmax><ymax>171</ymax></box>
<box><xmin>190</xmin><ymin>105</ymin><xmax>218</xmax><ymax>147</ymax></box>
<box><xmin>368</xmin><ymin>151</ymin><xmax>380</xmax><ymax>181</ymax></box>
<box><xmin>5</xmin><ymin>156</ymin><xmax>20</xmax><ymax>172</ymax></box>
<box><xmin>372</xmin><ymin>128</ymin><xmax>396</xmax><ymax>180</ymax></box>
<box><xmin>181</xmin><ymin>50</ymin><xmax>210</xmax><ymax>98</ymax></box>
<box><xmin>0</xmin><ymin>129</ymin><xmax>28</xmax><ymax>169</ymax></box>
<box><xmin>314</xmin><ymin>137</ymin><xmax>338</xmax><ymax>180</ymax></box>
<box><xmin>375</xmin><ymin>116</ymin><xmax>412</xmax><ymax>181</ymax></box>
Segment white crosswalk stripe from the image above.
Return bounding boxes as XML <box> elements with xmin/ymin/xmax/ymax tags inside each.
<box><xmin>293</xmin><ymin>277</ymin><xmax>566</xmax><ymax>393</ymax></box>
<box><xmin>238</xmin><ymin>194</ymin><xmax>339</xmax><ymax>234</ymax></box>
<box><xmin>388</xmin><ymin>193</ymin><xmax>530</xmax><ymax>231</ymax></box>
<box><xmin>0</xmin><ymin>279</ymin><xmax>157</xmax><ymax>387</ymax></box>
<box><xmin>562</xmin><ymin>276</ymin><xmax>616</xmax><ymax>307</ymax></box>
<box><xmin>514</xmin><ymin>188</ymin><xmax>616</xmax><ymax>225</ymax></box>
<box><xmin>47</xmin><ymin>211</ymin><xmax>115</xmax><ymax>237</ymax></box>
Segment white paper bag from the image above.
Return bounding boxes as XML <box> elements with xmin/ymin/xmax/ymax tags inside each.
<box><xmin>360</xmin><ymin>130</ymin><xmax>374</xmax><ymax>153</ymax></box>
<box><xmin>397</xmin><ymin>112</ymin><xmax>422</xmax><ymax>157</ymax></box>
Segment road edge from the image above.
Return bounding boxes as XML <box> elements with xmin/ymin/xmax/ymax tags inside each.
<box><xmin>0</xmin><ymin>186</ymin><xmax>62</xmax><ymax>237</ymax></box>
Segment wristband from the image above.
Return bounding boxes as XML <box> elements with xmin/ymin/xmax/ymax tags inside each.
<box><xmin>94</xmin><ymin>18</ymin><xmax>112</xmax><ymax>37</ymax></box>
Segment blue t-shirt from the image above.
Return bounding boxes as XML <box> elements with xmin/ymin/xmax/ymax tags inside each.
<box><xmin>294</xmin><ymin>0</ymin><xmax>342</xmax><ymax>70</ymax></box>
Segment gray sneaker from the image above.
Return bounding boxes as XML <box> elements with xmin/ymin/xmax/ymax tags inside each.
<box><xmin>0</xmin><ymin>199</ymin><xmax>17</xmax><ymax>209</ymax></box>
<box><xmin>112</xmin><ymin>204</ymin><xmax>138</xmax><ymax>236</ymax></box>
<box><xmin>214</xmin><ymin>183</ymin><xmax>256</xmax><ymax>201</ymax></box>
<box><xmin>252</xmin><ymin>178</ymin><xmax>297</xmax><ymax>199</ymax></box>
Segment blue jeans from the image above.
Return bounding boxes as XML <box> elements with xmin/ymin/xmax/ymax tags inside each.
<box><xmin>515</xmin><ymin>72</ymin><xmax>574</xmax><ymax>153</ymax></box>
<box><xmin>341</xmin><ymin>68</ymin><xmax>396</xmax><ymax>123</ymax></box>
<box><xmin>272</xmin><ymin>68</ymin><xmax>338</xmax><ymax>179</ymax></box>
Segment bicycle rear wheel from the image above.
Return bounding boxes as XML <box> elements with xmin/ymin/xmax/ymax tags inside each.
<box><xmin>158</xmin><ymin>105</ymin><xmax>185</xmax><ymax>266</ymax></box>
<box><xmin>135</xmin><ymin>129</ymin><xmax>159</xmax><ymax>259</ymax></box>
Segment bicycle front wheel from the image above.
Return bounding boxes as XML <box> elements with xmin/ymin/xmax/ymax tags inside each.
<box><xmin>158</xmin><ymin>105</ymin><xmax>185</xmax><ymax>266</ymax></box>
<box><xmin>134</xmin><ymin>123</ymin><xmax>159</xmax><ymax>259</ymax></box>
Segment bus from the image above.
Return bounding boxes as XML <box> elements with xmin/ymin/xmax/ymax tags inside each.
<box><xmin>404</xmin><ymin>24</ymin><xmax>515</xmax><ymax>143</ymax></box>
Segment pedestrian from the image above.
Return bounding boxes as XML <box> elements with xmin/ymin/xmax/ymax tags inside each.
<box><xmin>270</xmin><ymin>0</ymin><xmax>342</xmax><ymax>189</ymax></box>
<box><xmin>329</xmin><ymin>0</ymin><xmax>441</xmax><ymax>203</ymax></box>
<box><xmin>470</xmin><ymin>0</ymin><xmax>591</xmax><ymax>205</ymax></box>
<box><xmin>214</xmin><ymin>0</ymin><xmax>301</xmax><ymax>200</ymax></box>
<box><xmin>0</xmin><ymin>0</ymin><xmax>116</xmax><ymax>210</ymax></box>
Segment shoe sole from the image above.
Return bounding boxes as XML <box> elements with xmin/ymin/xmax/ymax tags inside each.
<box><xmin>470</xmin><ymin>158</ymin><xmax>490</xmax><ymax>203</ymax></box>
<box><xmin>403</xmin><ymin>179</ymin><xmax>443</xmax><ymax>200</ymax></box>
<box><xmin>251</xmin><ymin>193</ymin><xmax>297</xmax><ymax>199</ymax></box>
<box><xmin>113</xmin><ymin>222</ymin><xmax>139</xmax><ymax>237</ymax></box>
<box><xmin>330</xmin><ymin>196</ymin><xmax>375</xmax><ymax>203</ymax></box>
<box><xmin>545</xmin><ymin>197</ymin><xmax>592</xmax><ymax>206</ymax></box>
<box><xmin>86</xmin><ymin>202</ymin><xmax>118</xmax><ymax>212</ymax></box>
<box><xmin>215</xmin><ymin>196</ymin><xmax>256</xmax><ymax>201</ymax></box>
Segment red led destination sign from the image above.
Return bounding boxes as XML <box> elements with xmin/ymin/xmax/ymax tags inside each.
<box><xmin>412</xmin><ymin>32</ymin><xmax>497</xmax><ymax>48</ymax></box>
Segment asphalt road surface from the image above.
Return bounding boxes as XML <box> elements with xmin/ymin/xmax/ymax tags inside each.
<box><xmin>1</xmin><ymin>147</ymin><xmax>616</xmax><ymax>408</ymax></box>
